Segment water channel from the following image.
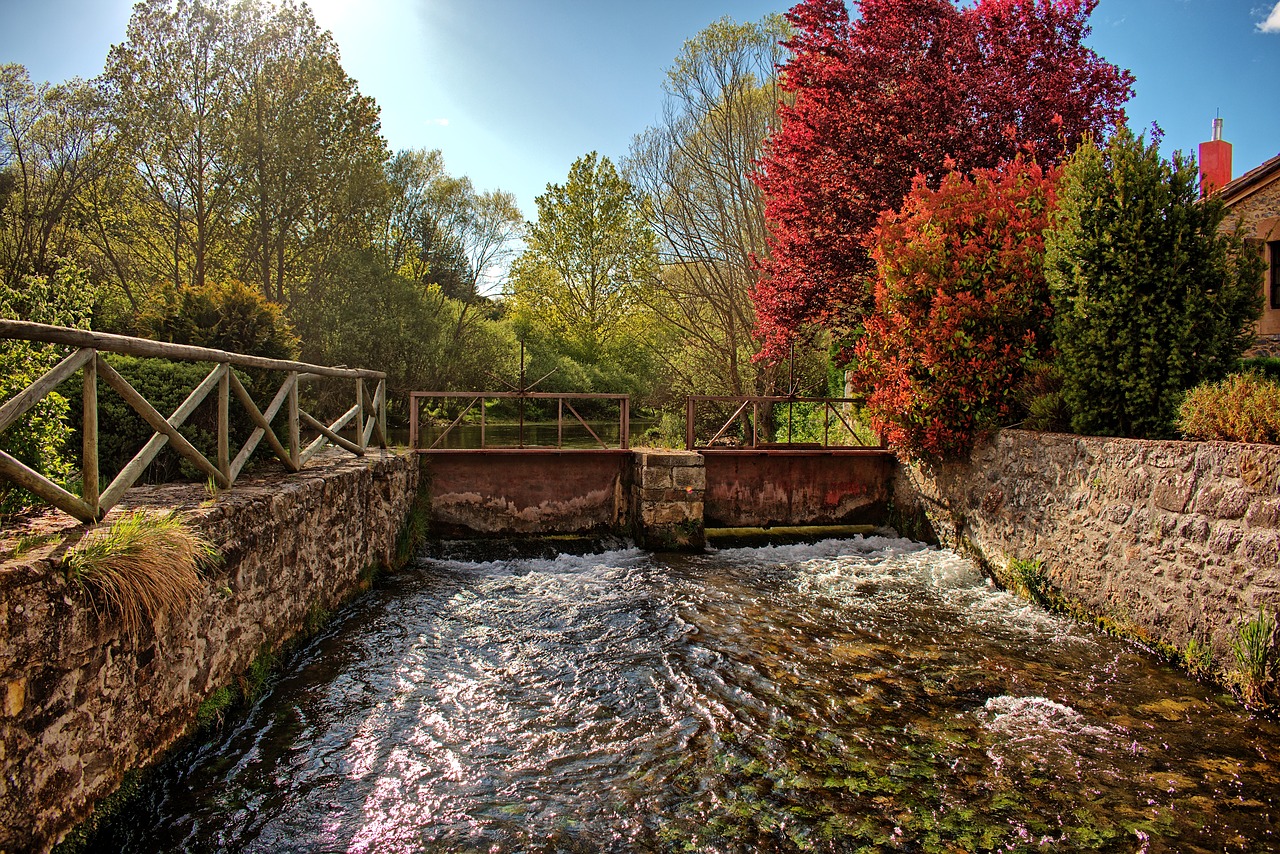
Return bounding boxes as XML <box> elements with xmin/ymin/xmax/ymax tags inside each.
<box><xmin>94</xmin><ymin>537</ymin><xmax>1279</xmax><ymax>852</ymax></box>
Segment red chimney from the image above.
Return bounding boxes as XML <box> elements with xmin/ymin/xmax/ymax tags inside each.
<box><xmin>1199</xmin><ymin>117</ymin><xmax>1232</xmax><ymax>197</ymax></box>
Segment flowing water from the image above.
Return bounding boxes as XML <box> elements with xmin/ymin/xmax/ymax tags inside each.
<box><xmin>95</xmin><ymin>537</ymin><xmax>1280</xmax><ymax>852</ymax></box>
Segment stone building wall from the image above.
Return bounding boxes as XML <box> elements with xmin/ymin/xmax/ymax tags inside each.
<box><xmin>895</xmin><ymin>430</ymin><xmax>1280</xmax><ymax>663</ymax></box>
<box><xmin>0</xmin><ymin>451</ymin><xmax>419</xmax><ymax>853</ymax></box>
<box><xmin>1224</xmin><ymin>166</ymin><xmax>1280</xmax><ymax>341</ymax></box>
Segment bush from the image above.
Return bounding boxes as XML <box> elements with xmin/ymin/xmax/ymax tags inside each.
<box><xmin>1178</xmin><ymin>372</ymin><xmax>1280</xmax><ymax>444</ymax></box>
<box><xmin>1045</xmin><ymin>128</ymin><xmax>1263</xmax><ymax>439</ymax></box>
<box><xmin>0</xmin><ymin>264</ymin><xmax>94</xmax><ymax>517</ymax></box>
<box><xmin>143</xmin><ymin>279</ymin><xmax>299</xmax><ymax>359</ymax></box>
<box><xmin>852</xmin><ymin>159</ymin><xmax>1058</xmax><ymax>460</ymax></box>
<box><xmin>1241</xmin><ymin>357</ymin><xmax>1280</xmax><ymax>381</ymax></box>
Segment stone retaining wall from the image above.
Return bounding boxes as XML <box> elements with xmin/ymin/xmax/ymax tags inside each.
<box><xmin>895</xmin><ymin>430</ymin><xmax>1280</xmax><ymax>663</ymax></box>
<box><xmin>0</xmin><ymin>450</ymin><xmax>419</xmax><ymax>853</ymax></box>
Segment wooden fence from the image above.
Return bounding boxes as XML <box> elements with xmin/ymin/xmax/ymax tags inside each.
<box><xmin>0</xmin><ymin>319</ymin><xmax>387</xmax><ymax>523</ymax></box>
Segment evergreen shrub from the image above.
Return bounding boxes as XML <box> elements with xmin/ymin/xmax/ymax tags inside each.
<box><xmin>1045</xmin><ymin>129</ymin><xmax>1263</xmax><ymax>439</ymax></box>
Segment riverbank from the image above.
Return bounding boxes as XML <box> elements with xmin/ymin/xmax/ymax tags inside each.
<box><xmin>893</xmin><ymin>430</ymin><xmax>1280</xmax><ymax>701</ymax></box>
<box><xmin>0</xmin><ymin>450</ymin><xmax>419</xmax><ymax>853</ymax></box>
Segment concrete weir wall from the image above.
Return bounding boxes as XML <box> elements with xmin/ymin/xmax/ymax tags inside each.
<box><xmin>0</xmin><ymin>451</ymin><xmax>419</xmax><ymax>854</ymax></box>
<box><xmin>895</xmin><ymin>430</ymin><xmax>1280</xmax><ymax>663</ymax></box>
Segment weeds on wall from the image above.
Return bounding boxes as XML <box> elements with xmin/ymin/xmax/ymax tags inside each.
<box><xmin>1178</xmin><ymin>372</ymin><xmax>1280</xmax><ymax>445</ymax></box>
<box><xmin>64</xmin><ymin>510</ymin><xmax>220</xmax><ymax>639</ymax></box>
<box><xmin>1229</xmin><ymin>610</ymin><xmax>1275</xmax><ymax>710</ymax></box>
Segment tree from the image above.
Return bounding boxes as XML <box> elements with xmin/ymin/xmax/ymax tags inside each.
<box><xmin>1045</xmin><ymin>128</ymin><xmax>1263</xmax><ymax>439</ymax></box>
<box><xmin>508</xmin><ymin>152</ymin><xmax>657</xmax><ymax>355</ymax></box>
<box><xmin>626</xmin><ymin>15</ymin><xmax>790</xmax><ymax>399</ymax></box>
<box><xmin>225</xmin><ymin>0</ymin><xmax>388</xmax><ymax>306</ymax></box>
<box><xmin>0</xmin><ymin>66</ymin><xmax>112</xmax><ymax>286</ymax></box>
<box><xmin>751</xmin><ymin>0</ymin><xmax>1133</xmax><ymax>360</ymax></box>
<box><xmin>853</xmin><ymin>158</ymin><xmax>1057</xmax><ymax>460</ymax></box>
<box><xmin>103</xmin><ymin>0</ymin><xmax>237</xmax><ymax>291</ymax></box>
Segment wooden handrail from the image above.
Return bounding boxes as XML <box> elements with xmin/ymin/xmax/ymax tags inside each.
<box><xmin>0</xmin><ymin>322</ymin><xmax>389</xmax><ymax>523</ymax></box>
<box><xmin>0</xmin><ymin>319</ymin><xmax>384</xmax><ymax>380</ymax></box>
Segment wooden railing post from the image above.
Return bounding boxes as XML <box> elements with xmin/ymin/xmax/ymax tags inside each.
<box><xmin>621</xmin><ymin>396</ymin><xmax>630</xmax><ymax>450</ymax></box>
<box><xmin>217</xmin><ymin>363</ymin><xmax>230</xmax><ymax>483</ymax></box>
<box><xmin>288</xmin><ymin>372</ymin><xmax>300</xmax><ymax>468</ymax></box>
<box><xmin>82</xmin><ymin>351</ymin><xmax>99</xmax><ymax>518</ymax></box>
<box><xmin>356</xmin><ymin>378</ymin><xmax>366</xmax><ymax>453</ymax></box>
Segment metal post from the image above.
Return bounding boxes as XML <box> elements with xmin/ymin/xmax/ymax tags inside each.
<box><xmin>409</xmin><ymin>393</ymin><xmax>419</xmax><ymax>451</ymax></box>
<box><xmin>685</xmin><ymin>397</ymin><xmax>695</xmax><ymax>450</ymax></box>
<box><xmin>82</xmin><ymin>351</ymin><xmax>99</xmax><ymax>518</ymax></box>
<box><xmin>621</xmin><ymin>396</ymin><xmax>630</xmax><ymax>450</ymax></box>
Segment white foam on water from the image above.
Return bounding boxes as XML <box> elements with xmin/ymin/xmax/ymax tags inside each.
<box><xmin>980</xmin><ymin>695</ymin><xmax>1112</xmax><ymax>742</ymax></box>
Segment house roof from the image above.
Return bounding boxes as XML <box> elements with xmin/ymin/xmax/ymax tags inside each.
<box><xmin>1220</xmin><ymin>150</ymin><xmax>1280</xmax><ymax>207</ymax></box>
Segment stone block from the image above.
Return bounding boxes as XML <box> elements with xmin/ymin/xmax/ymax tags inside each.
<box><xmin>672</xmin><ymin>465</ymin><xmax>706</xmax><ymax>490</ymax></box>
<box><xmin>642</xmin><ymin>466</ymin><xmax>673</xmax><ymax>489</ymax></box>
<box><xmin>1246</xmin><ymin>499</ymin><xmax>1280</xmax><ymax>529</ymax></box>
<box><xmin>1152</xmin><ymin>471</ymin><xmax>1192</xmax><ymax>513</ymax></box>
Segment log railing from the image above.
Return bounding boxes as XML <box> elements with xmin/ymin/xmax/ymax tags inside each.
<box><xmin>0</xmin><ymin>319</ymin><xmax>387</xmax><ymax>523</ymax></box>
<box><xmin>685</xmin><ymin>395</ymin><xmax>886</xmax><ymax>451</ymax></box>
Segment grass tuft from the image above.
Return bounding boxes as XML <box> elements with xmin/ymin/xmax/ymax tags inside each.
<box><xmin>1229</xmin><ymin>609</ymin><xmax>1275</xmax><ymax>709</ymax></box>
<box><xmin>64</xmin><ymin>510</ymin><xmax>220</xmax><ymax>639</ymax></box>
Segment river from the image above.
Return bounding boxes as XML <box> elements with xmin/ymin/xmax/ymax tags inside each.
<box><xmin>91</xmin><ymin>536</ymin><xmax>1279</xmax><ymax>852</ymax></box>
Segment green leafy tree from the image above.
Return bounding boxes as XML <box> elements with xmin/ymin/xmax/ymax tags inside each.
<box><xmin>508</xmin><ymin>152</ymin><xmax>658</xmax><ymax>357</ymax></box>
<box><xmin>1045</xmin><ymin>129</ymin><xmax>1264</xmax><ymax>439</ymax></box>
<box><xmin>626</xmin><ymin>15</ymin><xmax>791</xmax><ymax>400</ymax></box>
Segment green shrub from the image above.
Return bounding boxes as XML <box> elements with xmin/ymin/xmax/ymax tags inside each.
<box><xmin>1178</xmin><ymin>373</ymin><xmax>1280</xmax><ymax>444</ymax></box>
<box><xmin>1240</xmin><ymin>357</ymin><xmax>1280</xmax><ymax>381</ymax></box>
<box><xmin>142</xmin><ymin>279</ymin><xmax>298</xmax><ymax>360</ymax></box>
<box><xmin>0</xmin><ymin>264</ymin><xmax>94</xmax><ymax>517</ymax></box>
<box><xmin>1045</xmin><ymin>128</ymin><xmax>1263</xmax><ymax>439</ymax></box>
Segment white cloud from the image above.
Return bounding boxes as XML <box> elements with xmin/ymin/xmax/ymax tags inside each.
<box><xmin>1260</xmin><ymin>1</ymin><xmax>1280</xmax><ymax>33</ymax></box>
<box><xmin>427</xmin><ymin>118</ymin><xmax>450</xmax><ymax>127</ymax></box>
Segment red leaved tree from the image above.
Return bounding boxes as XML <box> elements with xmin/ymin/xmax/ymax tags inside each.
<box><xmin>751</xmin><ymin>0</ymin><xmax>1132</xmax><ymax>360</ymax></box>
<box><xmin>853</xmin><ymin>158</ymin><xmax>1057</xmax><ymax>460</ymax></box>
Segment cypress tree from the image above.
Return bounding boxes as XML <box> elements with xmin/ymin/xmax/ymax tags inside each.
<box><xmin>1045</xmin><ymin>129</ymin><xmax>1263</xmax><ymax>439</ymax></box>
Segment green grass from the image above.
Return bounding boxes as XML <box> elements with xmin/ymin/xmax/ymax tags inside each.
<box><xmin>1229</xmin><ymin>610</ymin><xmax>1275</xmax><ymax>708</ymax></box>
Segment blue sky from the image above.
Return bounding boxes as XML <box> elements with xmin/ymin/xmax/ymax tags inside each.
<box><xmin>2</xmin><ymin>0</ymin><xmax>1279</xmax><ymax>220</ymax></box>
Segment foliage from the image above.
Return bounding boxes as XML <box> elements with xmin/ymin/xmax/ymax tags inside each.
<box><xmin>141</xmin><ymin>278</ymin><xmax>298</xmax><ymax>358</ymax></box>
<box><xmin>0</xmin><ymin>263</ymin><xmax>94</xmax><ymax>517</ymax></box>
<box><xmin>296</xmin><ymin>250</ymin><xmax>514</xmax><ymax>415</ymax></box>
<box><xmin>1229</xmin><ymin>610</ymin><xmax>1275</xmax><ymax>709</ymax></box>
<box><xmin>626</xmin><ymin>15</ymin><xmax>791</xmax><ymax>400</ymax></box>
<box><xmin>750</xmin><ymin>0</ymin><xmax>1131</xmax><ymax>361</ymax></box>
<box><xmin>0</xmin><ymin>65</ymin><xmax>111</xmax><ymax>286</ymax></box>
<box><xmin>1046</xmin><ymin>129</ymin><xmax>1264</xmax><ymax>439</ymax></box>
<box><xmin>101</xmin><ymin>0</ymin><xmax>389</xmax><ymax>299</ymax></box>
<box><xmin>852</xmin><ymin>158</ymin><xmax>1058</xmax><ymax>460</ymax></box>
<box><xmin>65</xmin><ymin>509</ymin><xmax>219</xmax><ymax>639</ymax></box>
<box><xmin>1183</xmin><ymin>636</ymin><xmax>1213</xmax><ymax>681</ymax></box>
<box><xmin>1178</xmin><ymin>372</ymin><xmax>1280</xmax><ymax>444</ymax></box>
<box><xmin>380</xmin><ymin>148</ymin><xmax>522</xmax><ymax>300</ymax></box>
<box><xmin>508</xmin><ymin>152</ymin><xmax>658</xmax><ymax>357</ymax></box>
<box><xmin>1240</xmin><ymin>356</ymin><xmax>1280</xmax><ymax>381</ymax></box>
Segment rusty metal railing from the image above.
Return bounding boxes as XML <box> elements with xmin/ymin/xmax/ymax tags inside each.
<box><xmin>0</xmin><ymin>319</ymin><xmax>387</xmax><ymax>523</ymax></box>
<box><xmin>685</xmin><ymin>395</ymin><xmax>885</xmax><ymax>451</ymax></box>
<box><xmin>409</xmin><ymin>391</ymin><xmax>630</xmax><ymax>452</ymax></box>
